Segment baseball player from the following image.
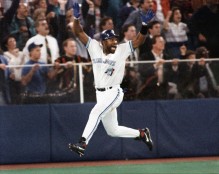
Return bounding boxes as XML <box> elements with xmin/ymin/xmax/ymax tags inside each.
<box><xmin>69</xmin><ymin>3</ymin><xmax>154</xmax><ymax>157</ymax></box>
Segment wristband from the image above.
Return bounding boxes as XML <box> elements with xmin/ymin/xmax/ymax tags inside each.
<box><xmin>140</xmin><ymin>24</ymin><xmax>148</xmax><ymax>35</ymax></box>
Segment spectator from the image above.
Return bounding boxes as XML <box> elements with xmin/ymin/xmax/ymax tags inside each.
<box><xmin>23</xmin><ymin>19</ymin><xmax>60</xmax><ymax>64</ymax></box>
<box><xmin>189</xmin><ymin>1</ymin><xmax>219</xmax><ymax>55</ymax></box>
<box><xmin>195</xmin><ymin>46</ymin><xmax>219</xmax><ymax>98</ymax></box>
<box><xmin>82</xmin><ymin>0</ymin><xmax>105</xmax><ymax>38</ymax></box>
<box><xmin>177</xmin><ymin>50</ymin><xmax>198</xmax><ymax>98</ymax></box>
<box><xmin>32</xmin><ymin>0</ymin><xmax>48</xmax><ymax>10</ymax></box>
<box><xmin>163</xmin><ymin>7</ymin><xmax>189</xmax><ymax>58</ymax></box>
<box><xmin>139</xmin><ymin>20</ymin><xmax>161</xmax><ymax>56</ymax></box>
<box><xmin>93</xmin><ymin>16</ymin><xmax>114</xmax><ymax>41</ymax></box>
<box><xmin>0</xmin><ymin>4</ymin><xmax>3</xmax><ymax>19</ymax></box>
<box><xmin>120</xmin><ymin>24</ymin><xmax>139</xmax><ymax>69</ymax></box>
<box><xmin>138</xmin><ymin>35</ymin><xmax>171</xmax><ymax>100</ymax></box>
<box><xmin>188</xmin><ymin>0</ymin><xmax>219</xmax><ymax>83</ymax></box>
<box><xmin>117</xmin><ymin>0</ymin><xmax>140</xmax><ymax>32</ymax></box>
<box><xmin>123</xmin><ymin>0</ymin><xmax>154</xmax><ymax>33</ymax></box>
<box><xmin>0</xmin><ymin>60</ymin><xmax>7</xmax><ymax>105</ymax></box>
<box><xmin>0</xmin><ymin>0</ymin><xmax>20</xmax><ymax>44</ymax></box>
<box><xmin>170</xmin><ymin>0</ymin><xmax>194</xmax><ymax>51</ymax></box>
<box><xmin>165</xmin><ymin>58</ymin><xmax>181</xmax><ymax>99</ymax></box>
<box><xmin>139</xmin><ymin>34</ymin><xmax>171</xmax><ymax>79</ymax></box>
<box><xmin>47</xmin><ymin>0</ymin><xmax>62</xmax><ymax>16</ymax></box>
<box><xmin>9</xmin><ymin>2</ymin><xmax>36</xmax><ymax>50</ymax></box>
<box><xmin>190</xmin><ymin>0</ymin><xmax>205</xmax><ymax>12</ymax></box>
<box><xmin>0</xmin><ymin>0</ymin><xmax>13</xmax><ymax>13</ymax></box>
<box><xmin>170</xmin><ymin>0</ymin><xmax>193</xmax><ymax>23</ymax></box>
<box><xmin>31</xmin><ymin>0</ymin><xmax>61</xmax><ymax>37</ymax></box>
<box><xmin>121</xmin><ymin>66</ymin><xmax>140</xmax><ymax>101</ymax></box>
<box><xmin>0</xmin><ymin>49</ymin><xmax>10</xmax><ymax>105</ymax></box>
<box><xmin>57</xmin><ymin>2</ymin><xmax>89</xmax><ymax>59</ymax></box>
<box><xmin>32</xmin><ymin>8</ymin><xmax>47</xmax><ymax>21</ymax></box>
<box><xmin>104</xmin><ymin>0</ymin><xmax>123</xmax><ymax>28</ymax></box>
<box><xmin>2</xmin><ymin>34</ymin><xmax>25</xmax><ymax>104</ymax></box>
<box><xmin>120</xmin><ymin>24</ymin><xmax>141</xmax><ymax>100</ymax></box>
<box><xmin>54</xmin><ymin>38</ymin><xmax>93</xmax><ymax>103</ymax></box>
<box><xmin>21</xmin><ymin>42</ymin><xmax>59</xmax><ymax>104</ymax></box>
<box><xmin>46</xmin><ymin>0</ymin><xmax>66</xmax><ymax>38</ymax></box>
<box><xmin>23</xmin><ymin>18</ymin><xmax>60</xmax><ymax>94</ymax></box>
<box><xmin>62</xmin><ymin>9</ymin><xmax>89</xmax><ymax>59</ymax></box>
<box><xmin>153</xmin><ymin>0</ymin><xmax>170</xmax><ymax>23</ymax></box>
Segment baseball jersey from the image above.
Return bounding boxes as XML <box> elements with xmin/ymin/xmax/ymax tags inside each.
<box><xmin>86</xmin><ymin>37</ymin><xmax>134</xmax><ymax>88</ymax></box>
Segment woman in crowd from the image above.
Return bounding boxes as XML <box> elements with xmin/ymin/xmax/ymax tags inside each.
<box><xmin>163</xmin><ymin>7</ymin><xmax>189</xmax><ymax>58</ymax></box>
<box><xmin>0</xmin><ymin>47</ymin><xmax>10</xmax><ymax>105</ymax></box>
<box><xmin>2</xmin><ymin>34</ymin><xmax>25</xmax><ymax>104</ymax></box>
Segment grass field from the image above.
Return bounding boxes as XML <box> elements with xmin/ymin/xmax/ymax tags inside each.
<box><xmin>1</xmin><ymin>157</ymin><xmax>219</xmax><ymax>174</ymax></box>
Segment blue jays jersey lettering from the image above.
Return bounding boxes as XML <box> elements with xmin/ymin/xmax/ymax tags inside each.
<box><xmin>92</xmin><ymin>58</ymin><xmax>116</xmax><ymax>66</ymax></box>
<box><xmin>86</xmin><ymin>37</ymin><xmax>134</xmax><ymax>88</ymax></box>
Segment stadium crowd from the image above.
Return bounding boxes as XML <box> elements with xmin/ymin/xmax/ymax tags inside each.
<box><xmin>0</xmin><ymin>0</ymin><xmax>219</xmax><ymax>105</ymax></box>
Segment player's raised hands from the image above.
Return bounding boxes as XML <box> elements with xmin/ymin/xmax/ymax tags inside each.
<box><xmin>140</xmin><ymin>9</ymin><xmax>155</xmax><ymax>25</ymax></box>
<box><xmin>73</xmin><ymin>3</ymin><xmax>80</xmax><ymax>19</ymax></box>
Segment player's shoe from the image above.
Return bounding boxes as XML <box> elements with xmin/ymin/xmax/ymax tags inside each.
<box><xmin>69</xmin><ymin>137</ymin><xmax>86</xmax><ymax>157</ymax></box>
<box><xmin>136</xmin><ymin>128</ymin><xmax>153</xmax><ymax>151</ymax></box>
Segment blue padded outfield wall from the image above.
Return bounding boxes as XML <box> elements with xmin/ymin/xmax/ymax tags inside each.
<box><xmin>0</xmin><ymin>99</ymin><xmax>219</xmax><ymax>164</ymax></box>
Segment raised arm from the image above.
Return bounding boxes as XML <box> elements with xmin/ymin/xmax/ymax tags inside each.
<box><xmin>72</xmin><ymin>3</ymin><xmax>89</xmax><ymax>45</ymax></box>
<box><xmin>132</xmin><ymin>10</ymin><xmax>155</xmax><ymax>49</ymax></box>
<box><xmin>163</xmin><ymin>10</ymin><xmax>172</xmax><ymax>31</ymax></box>
<box><xmin>4</xmin><ymin>0</ymin><xmax>20</xmax><ymax>25</ymax></box>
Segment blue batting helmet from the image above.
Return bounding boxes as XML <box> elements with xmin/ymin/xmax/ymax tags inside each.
<box><xmin>100</xmin><ymin>30</ymin><xmax>119</xmax><ymax>41</ymax></box>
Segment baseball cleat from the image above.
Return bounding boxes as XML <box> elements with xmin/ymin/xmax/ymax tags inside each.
<box><xmin>139</xmin><ymin>128</ymin><xmax>153</xmax><ymax>151</ymax></box>
<box><xmin>69</xmin><ymin>143</ymin><xmax>86</xmax><ymax>157</ymax></box>
<box><xmin>69</xmin><ymin>137</ymin><xmax>87</xmax><ymax>157</ymax></box>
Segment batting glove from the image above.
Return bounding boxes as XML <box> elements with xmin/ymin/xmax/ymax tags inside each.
<box><xmin>73</xmin><ymin>2</ymin><xmax>80</xmax><ymax>19</ymax></box>
<box><xmin>140</xmin><ymin>9</ymin><xmax>155</xmax><ymax>25</ymax></box>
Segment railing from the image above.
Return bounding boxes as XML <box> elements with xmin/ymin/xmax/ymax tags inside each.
<box><xmin>3</xmin><ymin>58</ymin><xmax>219</xmax><ymax>104</ymax></box>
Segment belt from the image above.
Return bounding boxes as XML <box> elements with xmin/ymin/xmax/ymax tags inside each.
<box><xmin>96</xmin><ymin>86</ymin><xmax>112</xmax><ymax>92</ymax></box>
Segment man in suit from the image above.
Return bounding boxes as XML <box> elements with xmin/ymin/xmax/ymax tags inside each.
<box><xmin>138</xmin><ymin>35</ymin><xmax>171</xmax><ymax>99</ymax></box>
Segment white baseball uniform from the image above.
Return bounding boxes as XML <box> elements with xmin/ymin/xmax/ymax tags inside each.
<box><xmin>82</xmin><ymin>37</ymin><xmax>139</xmax><ymax>144</ymax></box>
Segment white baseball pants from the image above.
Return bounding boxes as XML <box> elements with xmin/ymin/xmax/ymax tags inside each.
<box><xmin>82</xmin><ymin>86</ymin><xmax>139</xmax><ymax>144</ymax></box>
